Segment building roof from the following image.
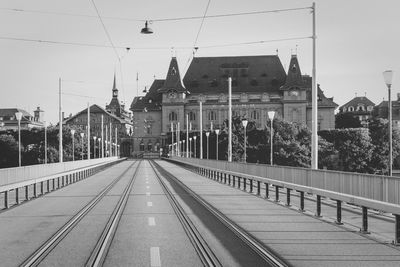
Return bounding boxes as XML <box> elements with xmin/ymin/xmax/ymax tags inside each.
<box><xmin>183</xmin><ymin>55</ymin><xmax>286</xmax><ymax>94</ymax></box>
<box><xmin>0</xmin><ymin>108</ymin><xmax>32</xmax><ymax>119</ymax></box>
<box><xmin>158</xmin><ymin>57</ymin><xmax>186</xmax><ymax>93</ymax></box>
<box><xmin>64</xmin><ymin>104</ymin><xmax>132</xmax><ymax>125</ymax></box>
<box><xmin>130</xmin><ymin>79</ymin><xmax>164</xmax><ymax>112</ymax></box>
<box><xmin>339</xmin><ymin>96</ymin><xmax>375</xmax><ymax>110</ymax></box>
<box><xmin>281</xmin><ymin>55</ymin><xmax>306</xmax><ymax>90</ymax></box>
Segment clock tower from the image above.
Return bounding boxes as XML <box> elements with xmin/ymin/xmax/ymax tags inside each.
<box><xmin>106</xmin><ymin>72</ymin><xmax>122</xmax><ymax>117</ymax></box>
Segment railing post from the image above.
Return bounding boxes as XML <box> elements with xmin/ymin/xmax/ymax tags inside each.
<box><xmin>316</xmin><ymin>195</ymin><xmax>321</xmax><ymax>217</ymax></box>
<box><xmin>299</xmin><ymin>191</ymin><xmax>305</xmax><ymax>211</ymax></box>
<box><xmin>58</xmin><ymin>177</ymin><xmax>60</xmax><ymax>188</ymax></box>
<box><xmin>264</xmin><ymin>183</ymin><xmax>269</xmax><ymax>199</ymax></box>
<box><xmin>257</xmin><ymin>181</ymin><xmax>261</xmax><ymax>196</ymax></box>
<box><xmin>47</xmin><ymin>180</ymin><xmax>50</xmax><ymax>192</ymax></box>
<box><xmin>250</xmin><ymin>179</ymin><xmax>253</xmax><ymax>193</ymax></box>
<box><xmin>395</xmin><ymin>214</ymin><xmax>400</xmax><ymax>245</ymax></box>
<box><xmin>33</xmin><ymin>183</ymin><xmax>37</xmax><ymax>198</ymax></box>
<box><xmin>53</xmin><ymin>178</ymin><xmax>55</xmax><ymax>190</ymax></box>
<box><xmin>275</xmin><ymin>186</ymin><xmax>279</xmax><ymax>202</ymax></box>
<box><xmin>25</xmin><ymin>185</ymin><xmax>29</xmax><ymax>200</ymax></box>
<box><xmin>15</xmin><ymin>188</ymin><xmax>19</xmax><ymax>204</ymax></box>
<box><xmin>40</xmin><ymin>181</ymin><xmax>44</xmax><ymax>195</ymax></box>
<box><xmin>286</xmin><ymin>188</ymin><xmax>291</xmax><ymax>206</ymax></box>
<box><xmin>243</xmin><ymin>178</ymin><xmax>247</xmax><ymax>191</ymax></box>
<box><xmin>224</xmin><ymin>173</ymin><xmax>227</xmax><ymax>184</ymax></box>
<box><xmin>360</xmin><ymin>206</ymin><xmax>370</xmax><ymax>234</ymax></box>
<box><xmin>4</xmin><ymin>191</ymin><xmax>9</xmax><ymax>209</ymax></box>
<box><xmin>232</xmin><ymin>176</ymin><xmax>235</xmax><ymax>187</ymax></box>
<box><xmin>228</xmin><ymin>174</ymin><xmax>231</xmax><ymax>185</ymax></box>
<box><xmin>238</xmin><ymin>177</ymin><xmax>241</xmax><ymax>188</ymax></box>
<box><xmin>335</xmin><ymin>200</ymin><xmax>343</xmax><ymax>225</ymax></box>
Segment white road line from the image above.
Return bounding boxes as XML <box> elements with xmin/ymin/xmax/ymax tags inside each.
<box><xmin>150</xmin><ymin>247</ymin><xmax>161</xmax><ymax>267</ymax></box>
<box><xmin>146</xmin><ymin>192</ymin><xmax>151</xmax><ymax>196</ymax></box>
<box><xmin>147</xmin><ymin>202</ymin><xmax>153</xmax><ymax>207</ymax></box>
<box><xmin>148</xmin><ymin>217</ymin><xmax>156</xmax><ymax>226</ymax></box>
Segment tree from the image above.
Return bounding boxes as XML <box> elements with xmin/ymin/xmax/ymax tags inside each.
<box><xmin>0</xmin><ymin>134</ymin><xmax>19</xmax><ymax>168</ymax></box>
<box><xmin>335</xmin><ymin>112</ymin><xmax>362</xmax><ymax>129</ymax></box>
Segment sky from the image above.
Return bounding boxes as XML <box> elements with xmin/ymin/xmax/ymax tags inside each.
<box><xmin>0</xmin><ymin>0</ymin><xmax>399</xmax><ymax>124</ymax></box>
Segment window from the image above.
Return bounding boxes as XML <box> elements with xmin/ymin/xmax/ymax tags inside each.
<box><xmin>147</xmin><ymin>142</ymin><xmax>153</xmax><ymax>151</ymax></box>
<box><xmin>208</xmin><ymin>111</ymin><xmax>217</xmax><ymax>121</ymax></box>
<box><xmin>169</xmin><ymin>112</ymin><xmax>177</xmax><ymax>121</ymax></box>
<box><xmin>139</xmin><ymin>142</ymin><xmax>145</xmax><ymax>151</ymax></box>
<box><xmin>250</xmin><ymin>110</ymin><xmax>260</xmax><ymax>120</ymax></box>
<box><xmin>188</xmin><ymin>111</ymin><xmax>196</xmax><ymax>121</ymax></box>
<box><xmin>348</xmin><ymin>106</ymin><xmax>354</xmax><ymax>112</ymax></box>
<box><xmin>146</xmin><ymin>125</ymin><xmax>152</xmax><ymax>134</ymax></box>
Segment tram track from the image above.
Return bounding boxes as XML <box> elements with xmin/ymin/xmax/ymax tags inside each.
<box><xmin>150</xmin><ymin>160</ymin><xmax>288</xmax><ymax>267</ymax></box>
<box><xmin>19</xmin><ymin>160</ymin><xmax>139</xmax><ymax>267</ymax></box>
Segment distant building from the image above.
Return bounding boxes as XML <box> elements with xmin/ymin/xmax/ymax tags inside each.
<box><xmin>338</xmin><ymin>96</ymin><xmax>375</xmax><ymax>127</ymax></box>
<box><xmin>372</xmin><ymin>93</ymin><xmax>400</xmax><ymax>128</ymax></box>
<box><xmin>0</xmin><ymin>107</ymin><xmax>45</xmax><ymax>131</ymax></box>
<box><xmin>63</xmin><ymin>74</ymin><xmax>133</xmax><ymax>156</ymax></box>
<box><xmin>130</xmin><ymin>54</ymin><xmax>338</xmax><ymax>155</ymax></box>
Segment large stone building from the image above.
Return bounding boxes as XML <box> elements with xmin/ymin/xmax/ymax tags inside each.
<box><xmin>130</xmin><ymin>54</ymin><xmax>337</xmax><ymax>154</ymax></box>
<box><xmin>372</xmin><ymin>93</ymin><xmax>400</xmax><ymax>128</ymax></box>
<box><xmin>64</xmin><ymin>75</ymin><xmax>133</xmax><ymax>156</ymax></box>
<box><xmin>0</xmin><ymin>107</ymin><xmax>44</xmax><ymax>131</ymax></box>
<box><xmin>338</xmin><ymin>96</ymin><xmax>375</xmax><ymax>127</ymax></box>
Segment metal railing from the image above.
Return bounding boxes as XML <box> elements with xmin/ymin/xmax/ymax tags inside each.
<box><xmin>167</xmin><ymin>157</ymin><xmax>400</xmax><ymax>245</ymax></box>
<box><xmin>1</xmin><ymin>157</ymin><xmax>125</xmax><ymax>209</ymax></box>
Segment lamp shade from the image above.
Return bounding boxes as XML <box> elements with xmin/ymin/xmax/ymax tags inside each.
<box><xmin>93</xmin><ymin>136</ymin><xmax>97</xmax><ymax>141</ymax></box>
<box><xmin>383</xmin><ymin>70</ymin><xmax>394</xmax><ymax>87</ymax></box>
<box><xmin>268</xmin><ymin>111</ymin><xmax>276</xmax><ymax>120</ymax></box>
<box><xmin>193</xmin><ymin>136</ymin><xmax>197</xmax><ymax>140</ymax></box>
<box><xmin>242</xmin><ymin>119</ymin><xmax>248</xmax><ymax>128</ymax></box>
<box><xmin>141</xmin><ymin>21</ymin><xmax>153</xmax><ymax>34</ymax></box>
<box><xmin>71</xmin><ymin>129</ymin><xmax>76</xmax><ymax>135</ymax></box>
<box><xmin>215</xmin><ymin>129</ymin><xmax>220</xmax><ymax>135</ymax></box>
<box><xmin>15</xmin><ymin>112</ymin><xmax>23</xmax><ymax>121</ymax></box>
<box><xmin>205</xmin><ymin>132</ymin><xmax>210</xmax><ymax>137</ymax></box>
<box><xmin>80</xmin><ymin>133</ymin><xmax>84</xmax><ymax>138</ymax></box>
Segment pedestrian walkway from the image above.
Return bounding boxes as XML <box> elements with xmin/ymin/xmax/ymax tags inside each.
<box><xmin>157</xmin><ymin>160</ymin><xmax>400</xmax><ymax>267</ymax></box>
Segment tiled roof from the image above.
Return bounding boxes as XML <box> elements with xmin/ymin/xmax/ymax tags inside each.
<box><xmin>183</xmin><ymin>55</ymin><xmax>286</xmax><ymax>94</ymax></box>
<box><xmin>340</xmin><ymin>96</ymin><xmax>375</xmax><ymax>109</ymax></box>
<box><xmin>64</xmin><ymin>104</ymin><xmax>132</xmax><ymax>125</ymax></box>
<box><xmin>0</xmin><ymin>108</ymin><xmax>32</xmax><ymax>119</ymax></box>
<box><xmin>130</xmin><ymin>79</ymin><xmax>164</xmax><ymax>111</ymax></box>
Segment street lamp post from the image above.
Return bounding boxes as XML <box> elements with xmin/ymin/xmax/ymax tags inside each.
<box><xmin>206</xmin><ymin>131</ymin><xmax>210</xmax><ymax>160</ymax></box>
<box><xmin>93</xmin><ymin>136</ymin><xmax>97</xmax><ymax>159</ymax></box>
<box><xmin>15</xmin><ymin>112</ymin><xmax>22</xmax><ymax>166</ymax></box>
<box><xmin>242</xmin><ymin>119</ymin><xmax>248</xmax><ymax>163</ymax></box>
<box><xmin>215</xmin><ymin>129</ymin><xmax>220</xmax><ymax>160</ymax></box>
<box><xmin>71</xmin><ymin>129</ymin><xmax>76</xmax><ymax>161</ymax></box>
<box><xmin>98</xmin><ymin>138</ymin><xmax>102</xmax><ymax>158</ymax></box>
<box><xmin>193</xmin><ymin>136</ymin><xmax>197</xmax><ymax>158</ymax></box>
<box><xmin>80</xmin><ymin>132</ymin><xmax>84</xmax><ymax>160</ymax></box>
<box><xmin>183</xmin><ymin>140</ymin><xmax>186</xmax><ymax>157</ymax></box>
<box><xmin>44</xmin><ymin>121</ymin><xmax>47</xmax><ymax>164</ymax></box>
<box><xmin>189</xmin><ymin>137</ymin><xmax>192</xmax><ymax>158</ymax></box>
<box><xmin>383</xmin><ymin>70</ymin><xmax>394</xmax><ymax>176</ymax></box>
<box><xmin>268</xmin><ymin>111</ymin><xmax>276</xmax><ymax>165</ymax></box>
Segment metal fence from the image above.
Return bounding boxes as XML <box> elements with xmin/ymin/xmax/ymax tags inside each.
<box><xmin>171</xmin><ymin>157</ymin><xmax>400</xmax><ymax>205</ymax></box>
<box><xmin>0</xmin><ymin>157</ymin><xmax>119</xmax><ymax>187</ymax></box>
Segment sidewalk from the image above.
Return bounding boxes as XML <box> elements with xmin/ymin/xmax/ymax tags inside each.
<box><xmin>157</xmin><ymin>160</ymin><xmax>400</xmax><ymax>267</ymax></box>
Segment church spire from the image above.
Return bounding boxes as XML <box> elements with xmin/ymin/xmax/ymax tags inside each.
<box><xmin>158</xmin><ymin>57</ymin><xmax>187</xmax><ymax>93</ymax></box>
<box><xmin>281</xmin><ymin>54</ymin><xmax>305</xmax><ymax>90</ymax></box>
<box><xmin>112</xmin><ymin>72</ymin><xmax>118</xmax><ymax>98</ymax></box>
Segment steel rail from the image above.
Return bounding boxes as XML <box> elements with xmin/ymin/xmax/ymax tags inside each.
<box><xmin>85</xmin><ymin>160</ymin><xmax>142</xmax><ymax>267</ymax></box>
<box><xmin>152</xmin><ymin>160</ymin><xmax>288</xmax><ymax>267</ymax></box>
<box><xmin>19</xmin><ymin>160</ymin><xmax>138</xmax><ymax>267</ymax></box>
<box><xmin>149</xmin><ymin>160</ymin><xmax>222</xmax><ymax>267</ymax></box>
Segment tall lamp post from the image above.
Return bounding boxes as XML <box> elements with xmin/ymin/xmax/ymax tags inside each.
<box><xmin>98</xmin><ymin>138</ymin><xmax>102</xmax><ymax>158</ymax></box>
<box><xmin>189</xmin><ymin>137</ymin><xmax>192</xmax><ymax>158</ymax></box>
<box><xmin>268</xmin><ymin>111</ymin><xmax>276</xmax><ymax>165</ymax></box>
<box><xmin>93</xmin><ymin>136</ymin><xmax>97</xmax><ymax>159</ymax></box>
<box><xmin>80</xmin><ymin>132</ymin><xmax>85</xmax><ymax>160</ymax></box>
<box><xmin>193</xmin><ymin>136</ymin><xmax>197</xmax><ymax>158</ymax></box>
<box><xmin>71</xmin><ymin>129</ymin><xmax>76</xmax><ymax>161</ymax></box>
<box><xmin>206</xmin><ymin>131</ymin><xmax>210</xmax><ymax>160</ymax></box>
<box><xmin>15</xmin><ymin>112</ymin><xmax>23</xmax><ymax>166</ymax></box>
<box><xmin>242</xmin><ymin>119</ymin><xmax>248</xmax><ymax>163</ymax></box>
<box><xmin>383</xmin><ymin>70</ymin><xmax>394</xmax><ymax>176</ymax></box>
<box><xmin>215</xmin><ymin>129</ymin><xmax>220</xmax><ymax>160</ymax></box>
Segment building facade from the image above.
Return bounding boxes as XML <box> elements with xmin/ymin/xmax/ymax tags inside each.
<box><xmin>64</xmin><ymin>75</ymin><xmax>133</xmax><ymax>157</ymax></box>
<box><xmin>338</xmin><ymin>96</ymin><xmax>375</xmax><ymax>127</ymax></box>
<box><xmin>372</xmin><ymin>93</ymin><xmax>400</xmax><ymax>128</ymax></box>
<box><xmin>130</xmin><ymin>54</ymin><xmax>338</xmax><ymax>154</ymax></box>
<box><xmin>0</xmin><ymin>107</ymin><xmax>44</xmax><ymax>131</ymax></box>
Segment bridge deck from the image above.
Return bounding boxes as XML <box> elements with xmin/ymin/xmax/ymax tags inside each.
<box><xmin>157</xmin><ymin>160</ymin><xmax>400</xmax><ymax>266</ymax></box>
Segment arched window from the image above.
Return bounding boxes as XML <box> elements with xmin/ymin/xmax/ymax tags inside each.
<box><xmin>169</xmin><ymin>111</ymin><xmax>177</xmax><ymax>121</ymax></box>
<box><xmin>188</xmin><ymin>111</ymin><xmax>196</xmax><ymax>121</ymax></box>
<box><xmin>348</xmin><ymin>106</ymin><xmax>354</xmax><ymax>112</ymax></box>
<box><xmin>250</xmin><ymin>110</ymin><xmax>260</xmax><ymax>120</ymax></box>
<box><xmin>208</xmin><ymin>111</ymin><xmax>217</xmax><ymax>121</ymax></box>
<box><xmin>139</xmin><ymin>141</ymin><xmax>145</xmax><ymax>151</ymax></box>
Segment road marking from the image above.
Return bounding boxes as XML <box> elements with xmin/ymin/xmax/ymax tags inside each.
<box><xmin>147</xmin><ymin>202</ymin><xmax>153</xmax><ymax>207</ymax></box>
<box><xmin>146</xmin><ymin>192</ymin><xmax>151</xmax><ymax>196</ymax></box>
<box><xmin>148</xmin><ymin>217</ymin><xmax>156</xmax><ymax>226</ymax></box>
<box><xmin>150</xmin><ymin>247</ymin><xmax>161</xmax><ymax>267</ymax></box>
